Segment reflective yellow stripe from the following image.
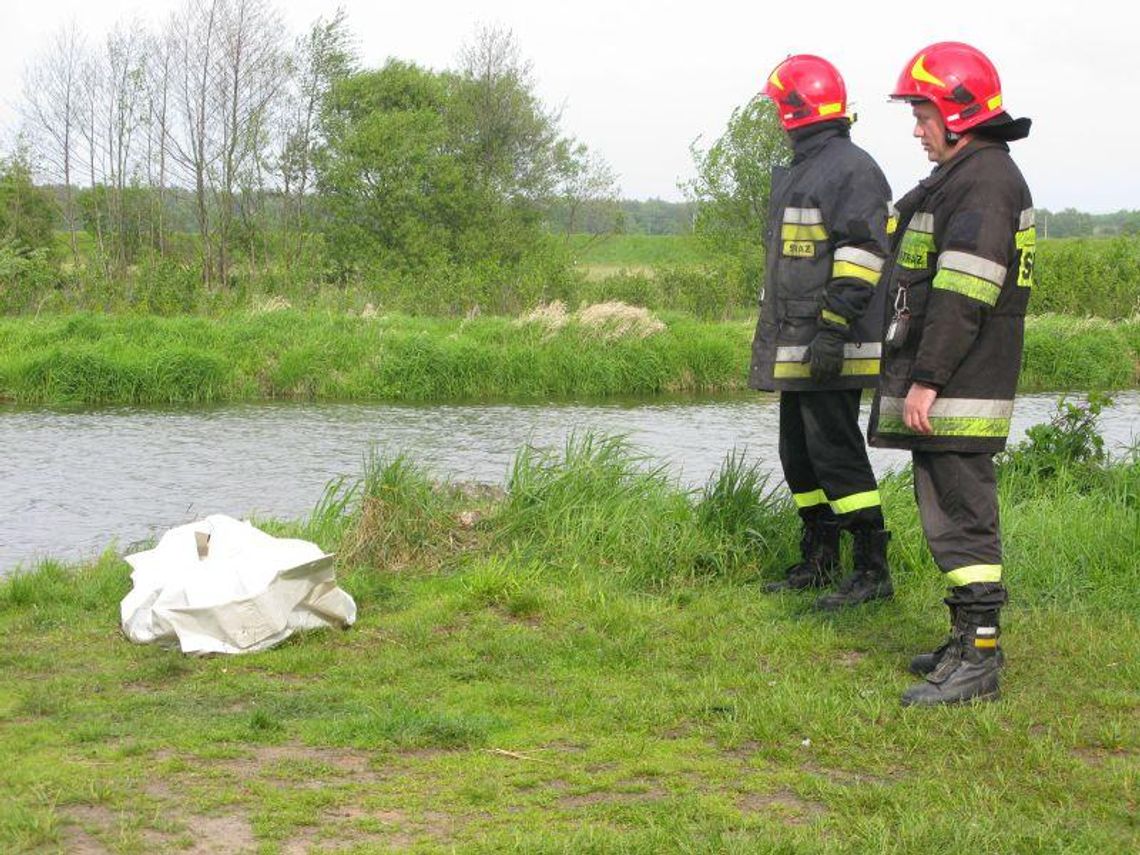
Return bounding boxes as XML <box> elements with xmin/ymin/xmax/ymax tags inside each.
<box><xmin>938</xmin><ymin>250</ymin><xmax>1007</xmax><ymax>286</ymax></box>
<box><xmin>819</xmin><ymin>102</ymin><xmax>843</xmax><ymax>116</ymax></box>
<box><xmin>877</xmin><ymin>414</ymin><xmax>1010</xmax><ymax>437</ymax></box>
<box><xmin>793</xmin><ymin>489</ymin><xmax>828</xmax><ymax>509</ymax></box>
<box><xmin>832</xmin><ymin>260</ymin><xmax>882</xmax><ymax>285</ymax></box>
<box><xmin>945</xmin><ymin>564</ymin><xmax>1003</xmax><ymax>586</ymax></box>
<box><xmin>887</xmin><ymin>216</ymin><xmax>899</xmax><ymax>235</ymax></box>
<box><xmin>932</xmin><ymin>269</ymin><xmax>1002</xmax><ymax>306</ymax></box>
<box><xmin>898</xmin><ymin>228</ymin><xmax>935</xmax><ymax>269</ymax></box>
<box><xmin>974</xmin><ymin>637</ymin><xmax>998</xmax><ymax>649</ymax></box>
<box><xmin>821</xmin><ymin>309</ymin><xmax>848</xmax><ymax>327</ymax></box>
<box><xmin>781</xmin><ymin>224</ymin><xmax>828</xmax><ymax>241</ymax></box>
<box><xmin>1016</xmin><ymin>226</ymin><xmax>1036</xmax><ymax>288</ymax></box>
<box><xmin>774</xmin><ymin>358</ymin><xmax>880</xmax><ymax>378</ymax></box>
<box><xmin>830</xmin><ymin>490</ymin><xmax>881</xmax><ymax>515</ymax></box>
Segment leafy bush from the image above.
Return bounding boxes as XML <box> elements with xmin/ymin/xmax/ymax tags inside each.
<box><xmin>0</xmin><ymin>245</ymin><xmax>58</xmax><ymax>313</ymax></box>
<box><xmin>1000</xmin><ymin>393</ymin><xmax>1111</xmax><ymax>479</ymax></box>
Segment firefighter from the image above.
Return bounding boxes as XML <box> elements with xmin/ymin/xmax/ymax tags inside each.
<box><xmin>751</xmin><ymin>55</ymin><xmax>893</xmax><ymax>609</ymax></box>
<box><xmin>868</xmin><ymin>42</ymin><xmax>1034</xmax><ymax>705</ymax></box>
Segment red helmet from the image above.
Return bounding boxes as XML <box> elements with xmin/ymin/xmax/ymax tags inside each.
<box><xmin>890</xmin><ymin>42</ymin><xmax>1004</xmax><ymax>133</ymax></box>
<box><xmin>763</xmin><ymin>55</ymin><xmax>848</xmax><ymax>131</ymax></box>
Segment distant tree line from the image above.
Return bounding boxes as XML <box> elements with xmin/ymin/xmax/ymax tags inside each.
<box><xmin>1035</xmin><ymin>209</ymin><xmax>1140</xmax><ymax>238</ymax></box>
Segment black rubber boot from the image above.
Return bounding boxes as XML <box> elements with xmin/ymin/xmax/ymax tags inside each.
<box><xmin>901</xmin><ymin>608</ymin><xmax>1002</xmax><ymax>706</ymax></box>
<box><xmin>910</xmin><ymin>603</ymin><xmax>1005</xmax><ymax>675</ymax></box>
<box><xmin>909</xmin><ymin>604</ymin><xmax>958</xmax><ymax>675</ymax></box>
<box><xmin>764</xmin><ymin>517</ymin><xmax>840</xmax><ymax>592</ymax></box>
<box><xmin>814</xmin><ymin>528</ymin><xmax>893</xmax><ymax>610</ymax></box>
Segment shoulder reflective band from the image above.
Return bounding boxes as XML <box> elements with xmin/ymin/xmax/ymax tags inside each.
<box><xmin>793</xmin><ymin>488</ymin><xmax>829</xmax><ymax>509</ymax></box>
<box><xmin>1016</xmin><ymin>208</ymin><xmax>1036</xmax><ymax>288</ymax></box>
<box><xmin>946</xmin><ymin>564</ymin><xmax>1002</xmax><ymax>586</ymax></box>
<box><xmin>897</xmin><ymin>212</ymin><xmax>935</xmax><ymax>269</ymax></box>
<box><xmin>877</xmin><ymin>396</ymin><xmax>1014</xmax><ymax>437</ymax></box>
<box><xmin>783</xmin><ymin>207</ymin><xmax>824</xmax><ymax>224</ymax></box>
<box><xmin>933</xmin><ymin>250</ymin><xmax>1007</xmax><ymax>306</ymax></box>
<box><xmin>830</xmin><ymin>489</ymin><xmax>881</xmax><ymax>515</ymax></box>
<box><xmin>821</xmin><ymin>309</ymin><xmax>849</xmax><ymax>327</ymax></box>
<box><xmin>773</xmin><ymin>342</ymin><xmax>881</xmax><ymax>378</ymax></box>
<box><xmin>782</xmin><ymin>207</ymin><xmax>828</xmax><ymax>242</ymax></box>
<box><xmin>832</xmin><ymin>246</ymin><xmax>885</xmax><ymax>285</ymax></box>
<box><xmin>887</xmin><ymin>203</ymin><xmax>899</xmax><ymax>235</ymax></box>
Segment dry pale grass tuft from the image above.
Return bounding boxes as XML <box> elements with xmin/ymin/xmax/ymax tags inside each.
<box><xmin>250</xmin><ymin>295</ymin><xmax>293</xmax><ymax>314</ymax></box>
<box><xmin>516</xmin><ymin>300</ymin><xmax>570</xmax><ymax>333</ymax></box>
<box><xmin>574</xmin><ymin>301</ymin><xmax>665</xmax><ymax>340</ymax></box>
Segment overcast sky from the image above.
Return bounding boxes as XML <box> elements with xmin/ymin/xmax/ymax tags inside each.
<box><xmin>0</xmin><ymin>0</ymin><xmax>1126</xmax><ymax>212</ymax></box>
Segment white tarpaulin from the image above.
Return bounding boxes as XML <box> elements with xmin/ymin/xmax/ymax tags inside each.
<box><xmin>121</xmin><ymin>514</ymin><xmax>356</xmax><ymax>654</ymax></box>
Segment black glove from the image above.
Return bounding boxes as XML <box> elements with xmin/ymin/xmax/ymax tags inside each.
<box><xmin>803</xmin><ymin>326</ymin><xmax>847</xmax><ymax>383</ymax></box>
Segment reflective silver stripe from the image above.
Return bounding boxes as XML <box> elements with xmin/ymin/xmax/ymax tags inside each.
<box><xmin>938</xmin><ymin>251</ymin><xmax>1008</xmax><ymax>286</ymax></box>
<box><xmin>879</xmin><ymin>396</ymin><xmax>1014</xmax><ymax>419</ymax></box>
<box><xmin>888</xmin><ymin>203</ymin><xmax>899</xmax><ymax>219</ymax></box>
<box><xmin>776</xmin><ymin>342</ymin><xmax>883</xmax><ymax>361</ymax></box>
<box><xmin>910</xmin><ymin>212</ymin><xmax>934</xmax><ymax>232</ymax></box>
<box><xmin>1019</xmin><ymin>208</ymin><xmax>1035</xmax><ymax>230</ymax></box>
<box><xmin>783</xmin><ymin>207</ymin><xmax>824</xmax><ymax>225</ymax></box>
<box><xmin>834</xmin><ymin>246</ymin><xmax>884</xmax><ymax>271</ymax></box>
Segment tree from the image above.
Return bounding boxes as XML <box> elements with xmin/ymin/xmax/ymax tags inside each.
<box><xmin>0</xmin><ymin>151</ymin><xmax>58</xmax><ymax>253</ymax></box>
<box><xmin>278</xmin><ymin>9</ymin><xmax>356</xmax><ymax>272</ymax></box>
<box><xmin>21</xmin><ymin>23</ymin><xmax>85</xmax><ymax>263</ymax></box>
<box><xmin>316</xmin><ymin>60</ymin><xmax>468</xmax><ymax>277</ymax></box>
<box><xmin>454</xmin><ymin>25</ymin><xmax>561</xmax><ymax>202</ymax></box>
<box><xmin>553</xmin><ymin>140</ymin><xmax>620</xmax><ymax>247</ymax></box>
<box><xmin>684</xmin><ymin>95</ymin><xmax>789</xmax><ymax>277</ymax></box>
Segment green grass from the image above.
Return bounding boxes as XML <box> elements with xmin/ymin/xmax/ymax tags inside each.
<box><xmin>1</xmin><ymin>311</ymin><xmax>1137</xmax><ymax>406</ymax></box>
<box><xmin>568</xmin><ymin>234</ymin><xmax>707</xmax><ymax>266</ymax></box>
<box><xmin>1</xmin><ymin>434</ymin><xmax>1137</xmax><ymax>852</ymax></box>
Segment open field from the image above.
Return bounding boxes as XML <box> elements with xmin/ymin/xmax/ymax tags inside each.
<box><xmin>1</xmin><ymin>434</ymin><xmax>1137</xmax><ymax>852</ymax></box>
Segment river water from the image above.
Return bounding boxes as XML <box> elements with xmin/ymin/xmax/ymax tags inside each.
<box><xmin>3</xmin><ymin>392</ymin><xmax>1137</xmax><ymax>573</ymax></box>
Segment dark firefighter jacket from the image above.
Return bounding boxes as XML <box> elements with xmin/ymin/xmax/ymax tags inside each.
<box><xmin>749</xmin><ymin>123</ymin><xmax>891</xmax><ymax>392</ymax></box>
<box><xmin>868</xmin><ymin>139</ymin><xmax>1035</xmax><ymax>453</ymax></box>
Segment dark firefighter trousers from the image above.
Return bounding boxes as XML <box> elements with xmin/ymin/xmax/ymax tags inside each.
<box><xmin>778</xmin><ymin>389</ymin><xmax>883</xmax><ymax>531</ymax></box>
<box><xmin>913</xmin><ymin>450</ymin><xmax>1008</xmax><ymax>609</ymax></box>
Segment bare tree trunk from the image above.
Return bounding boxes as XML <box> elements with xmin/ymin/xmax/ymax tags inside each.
<box><xmin>21</xmin><ymin>24</ymin><xmax>85</xmax><ymax>267</ymax></box>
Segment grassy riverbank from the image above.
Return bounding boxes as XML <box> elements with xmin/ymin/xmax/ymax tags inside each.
<box><xmin>1</xmin><ymin>427</ymin><xmax>1137</xmax><ymax>852</ymax></box>
<box><xmin>1</xmin><ymin>309</ymin><xmax>1138</xmax><ymax>405</ymax></box>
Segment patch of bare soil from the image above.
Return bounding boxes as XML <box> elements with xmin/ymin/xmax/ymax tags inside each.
<box><xmin>559</xmin><ymin>786</ymin><xmax>667</xmax><ymax>809</ymax></box>
<box><xmin>723</xmin><ymin>739</ymin><xmax>762</xmax><ymax>761</ymax></box>
<box><xmin>737</xmin><ymin>788</ymin><xmax>828</xmax><ymax>826</ymax></box>
<box><xmin>61</xmin><ymin>805</ymin><xmax>116</xmax><ymax>855</ymax></box>
<box><xmin>184</xmin><ymin>815</ymin><xmax>257</xmax><ymax>854</ymax></box>
<box><xmin>1072</xmin><ymin>746</ymin><xmax>1137</xmax><ymax>767</ymax></box>
<box><xmin>802</xmin><ymin>761</ymin><xmax>890</xmax><ymax>787</ymax></box>
<box><xmin>247</xmin><ymin>744</ymin><xmax>380</xmax><ymax>777</ymax></box>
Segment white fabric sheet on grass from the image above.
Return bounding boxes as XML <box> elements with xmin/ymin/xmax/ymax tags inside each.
<box><xmin>121</xmin><ymin>514</ymin><xmax>356</xmax><ymax>654</ymax></box>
